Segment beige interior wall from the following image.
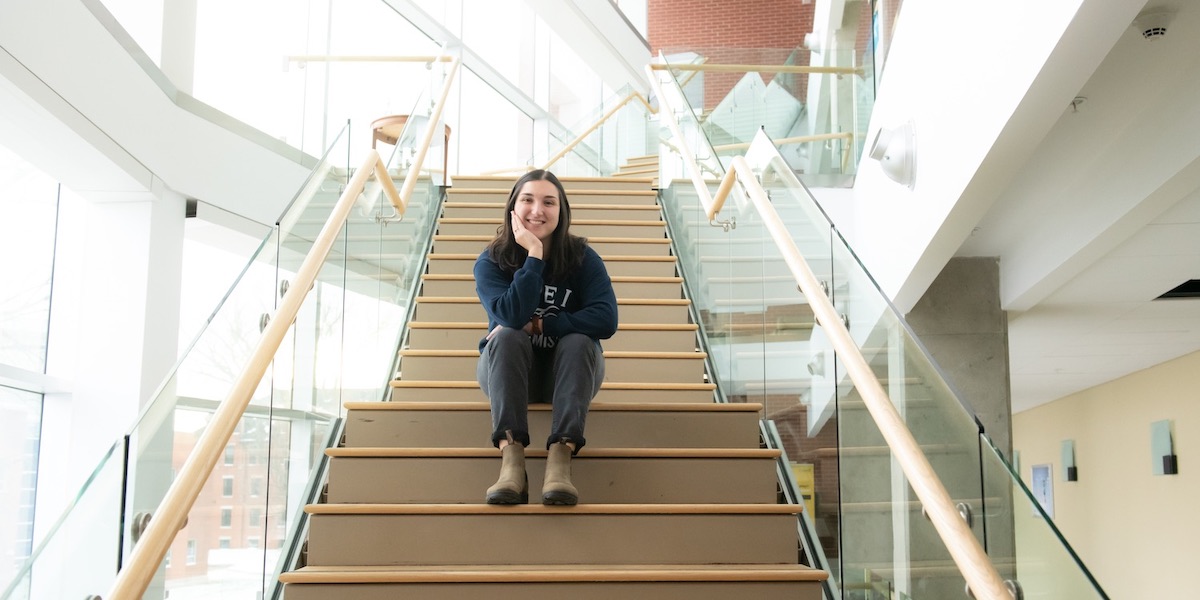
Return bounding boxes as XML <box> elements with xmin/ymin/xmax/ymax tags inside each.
<box><xmin>1012</xmin><ymin>350</ymin><xmax>1200</xmax><ymax>599</ymax></box>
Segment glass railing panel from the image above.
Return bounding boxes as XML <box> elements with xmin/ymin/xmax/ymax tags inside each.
<box><xmin>660</xmin><ymin>183</ymin><xmax>739</xmax><ymax>400</ymax></box>
<box><xmin>0</xmin><ymin>440</ymin><xmax>123</xmax><ymax>600</ymax></box>
<box><xmin>665</xmin><ymin>47</ymin><xmax>810</xmax><ymax>150</ymax></box>
<box><xmin>544</xmin><ymin>90</ymin><xmax>615</xmax><ymax>177</ymax></box>
<box><xmin>456</xmin><ymin>68</ymin><xmax>535</xmax><ymax>176</ymax></box>
<box><xmin>0</xmin><ymin>143</ymin><xmax>58</xmax><ymax>374</ymax></box>
<box><xmin>657</xmin><ymin>109</ymin><xmax>836</xmax><ymax>597</ymax></box>
<box><xmin>0</xmin><ymin>122</ymin><xmax>424</xmax><ymax>597</ymax></box>
<box><xmin>824</xmin><ymin>189</ymin><xmax>985</xmax><ymax>600</ymax></box>
<box><xmin>980</xmin><ymin>435</ymin><xmax>1108</xmax><ymax>598</ymax></box>
<box><xmin>730</xmin><ymin>130</ymin><xmax>980</xmax><ymax>597</ymax></box>
<box><xmin>95</xmin><ymin>0</ymin><xmax>446</xmax><ymax>160</ymax></box>
<box><xmin>152</xmin><ymin>403</ymin><xmax>335</xmax><ymax>599</ymax></box>
<box><xmin>0</xmin><ymin>387</ymin><xmax>41</xmax><ymax>592</ymax></box>
<box><xmin>726</xmin><ymin>130</ymin><xmax>1104</xmax><ymax>598</ymax></box>
<box><xmin>538</xmin><ymin>86</ymin><xmax>655</xmax><ymax>177</ymax></box>
<box><xmin>257</xmin><ymin>121</ymin><xmax>440</xmax><ymax>599</ymax></box>
<box><xmin>198</xmin><ymin>0</ymin><xmax>442</xmax><ymax>160</ymax></box>
<box><xmin>116</xmin><ymin>127</ymin><xmax>354</xmax><ymax>599</ymax></box>
<box><xmin>659</xmin><ymin>46</ymin><xmax>870</xmax><ymax>186</ymax></box>
<box><xmin>655</xmin><ymin>55</ymin><xmax>726</xmax><ymax>181</ymax></box>
<box><xmin>362</xmin><ymin>56</ymin><xmax>454</xmax><ymax>187</ymax></box>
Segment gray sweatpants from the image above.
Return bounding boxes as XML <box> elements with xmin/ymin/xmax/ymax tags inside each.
<box><xmin>476</xmin><ymin>327</ymin><xmax>604</xmax><ymax>452</ymax></box>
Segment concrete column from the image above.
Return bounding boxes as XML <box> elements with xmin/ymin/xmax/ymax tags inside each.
<box><xmin>904</xmin><ymin>256</ymin><xmax>1016</xmax><ymax>594</ymax></box>
<box><xmin>905</xmin><ymin>256</ymin><xmax>1012</xmax><ymax>456</ymax></box>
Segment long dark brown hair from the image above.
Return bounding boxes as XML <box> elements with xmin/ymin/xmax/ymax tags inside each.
<box><xmin>485</xmin><ymin>169</ymin><xmax>586</xmax><ymax>282</ymax></box>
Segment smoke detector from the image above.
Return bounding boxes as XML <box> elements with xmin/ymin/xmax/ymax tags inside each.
<box><xmin>1133</xmin><ymin>8</ymin><xmax>1175</xmax><ymax>40</ymax></box>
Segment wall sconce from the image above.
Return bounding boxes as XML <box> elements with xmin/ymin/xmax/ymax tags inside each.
<box><xmin>868</xmin><ymin>121</ymin><xmax>916</xmax><ymax>188</ymax></box>
<box><xmin>1151</xmin><ymin>420</ymin><xmax>1179</xmax><ymax>475</ymax></box>
<box><xmin>1061</xmin><ymin>440</ymin><xmax>1078</xmax><ymax>482</ymax></box>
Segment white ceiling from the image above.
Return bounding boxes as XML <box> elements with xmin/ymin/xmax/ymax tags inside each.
<box><xmin>956</xmin><ymin>0</ymin><xmax>1200</xmax><ymax>411</ymax></box>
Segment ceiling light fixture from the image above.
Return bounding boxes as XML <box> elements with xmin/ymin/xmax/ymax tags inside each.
<box><xmin>868</xmin><ymin>121</ymin><xmax>916</xmax><ymax>189</ymax></box>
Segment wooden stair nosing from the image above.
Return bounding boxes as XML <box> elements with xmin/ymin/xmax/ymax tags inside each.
<box><xmin>445</xmin><ymin>201</ymin><xmax>661</xmax><ymax>212</ymax></box>
<box><xmin>326</xmin><ymin>447</ymin><xmax>782</xmax><ymax>459</ymax></box>
<box><xmin>407</xmin><ymin>322</ymin><xmax>698</xmax><ymax>332</ymax></box>
<box><xmin>448</xmin><ymin>182</ymin><xmax>659</xmax><ymax>189</ymax></box>
<box><xmin>435</xmin><ymin>234</ymin><xmax>671</xmax><ymax>245</ymax></box>
<box><xmin>390</xmin><ymin>380</ymin><xmax>716</xmax><ymax>391</ymax></box>
<box><xmin>422</xmin><ymin>273</ymin><xmax>683</xmax><ymax>284</ymax></box>
<box><xmin>281</xmin><ymin>564</ymin><xmax>826</xmax><ymax>584</ymax></box>
<box><xmin>616</xmin><ymin>165</ymin><xmax>658</xmax><ymax>173</ymax></box>
<box><xmin>416</xmin><ymin>296</ymin><xmax>688</xmax><ymax>306</ymax></box>
<box><xmin>343</xmin><ymin>401</ymin><xmax>757</xmax><ymax>412</ymax></box>
<box><xmin>439</xmin><ymin>217</ymin><xmax>664</xmax><ymax>227</ymax></box>
<box><xmin>305</xmin><ymin>503</ymin><xmax>805</xmax><ymax>515</ymax></box>
<box><xmin>286</xmin><ymin>179</ymin><xmax>827</xmax><ymax>588</ymax></box>
<box><xmin>398</xmin><ymin>349</ymin><xmax>706</xmax><ymax>360</ymax></box>
<box><xmin>428</xmin><ymin>253</ymin><xmax>675</xmax><ymax>263</ymax></box>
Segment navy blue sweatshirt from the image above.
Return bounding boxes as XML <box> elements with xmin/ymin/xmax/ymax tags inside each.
<box><xmin>474</xmin><ymin>246</ymin><xmax>618</xmax><ymax>351</ymax></box>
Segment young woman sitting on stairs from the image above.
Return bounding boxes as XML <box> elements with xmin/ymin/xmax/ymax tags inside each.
<box><xmin>474</xmin><ymin>169</ymin><xmax>618</xmax><ymax>505</ymax></box>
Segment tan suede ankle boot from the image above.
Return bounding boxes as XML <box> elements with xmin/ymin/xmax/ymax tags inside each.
<box><xmin>542</xmin><ymin>442</ymin><xmax>578</xmax><ymax>505</ymax></box>
<box><xmin>485</xmin><ymin>444</ymin><xmax>528</xmax><ymax>504</ymax></box>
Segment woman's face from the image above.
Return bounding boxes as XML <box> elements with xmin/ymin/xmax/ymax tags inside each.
<box><xmin>512</xmin><ymin>179</ymin><xmax>561</xmax><ymax>245</ymax></box>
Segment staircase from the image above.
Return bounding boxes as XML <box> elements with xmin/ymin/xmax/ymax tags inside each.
<box><xmin>278</xmin><ymin>175</ymin><xmax>827</xmax><ymax>598</ymax></box>
<box><xmin>614</xmin><ymin>154</ymin><xmax>659</xmax><ymax>181</ymax></box>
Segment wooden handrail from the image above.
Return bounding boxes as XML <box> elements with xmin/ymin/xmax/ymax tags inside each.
<box><xmin>481</xmin><ymin>90</ymin><xmax>655</xmax><ymax>176</ymax></box>
<box><xmin>645</xmin><ymin>65</ymin><xmax>722</xmax><ymax>220</ymax></box>
<box><xmin>724</xmin><ymin>155</ymin><xmax>1011</xmax><ymax>600</ymax></box>
<box><xmin>651</xmin><ymin>54</ymin><xmax>1009</xmax><ymax>597</ymax></box>
<box><xmin>650</xmin><ymin>62</ymin><xmax>860</xmax><ymax>76</ymax></box>
<box><xmin>106</xmin><ymin>149</ymin><xmax>390</xmax><ymax>600</ymax></box>
<box><xmin>391</xmin><ymin>56</ymin><xmax>461</xmax><ymax>215</ymax></box>
<box><xmin>541</xmin><ymin>90</ymin><xmax>656</xmax><ymax>172</ymax></box>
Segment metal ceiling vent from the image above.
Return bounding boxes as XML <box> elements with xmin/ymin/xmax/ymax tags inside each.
<box><xmin>1155</xmin><ymin>279</ymin><xmax>1200</xmax><ymax>300</ymax></box>
<box><xmin>1133</xmin><ymin>8</ymin><xmax>1175</xmax><ymax>40</ymax></box>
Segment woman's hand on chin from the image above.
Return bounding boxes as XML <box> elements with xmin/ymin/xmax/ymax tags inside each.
<box><xmin>511</xmin><ymin>211</ymin><xmax>543</xmax><ymax>259</ymax></box>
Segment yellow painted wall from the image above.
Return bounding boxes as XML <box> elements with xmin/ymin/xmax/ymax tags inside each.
<box><xmin>1012</xmin><ymin>350</ymin><xmax>1200</xmax><ymax>599</ymax></box>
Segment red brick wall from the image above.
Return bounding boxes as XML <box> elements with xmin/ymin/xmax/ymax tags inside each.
<box><xmin>648</xmin><ymin>0</ymin><xmax>879</xmax><ymax>111</ymax></box>
<box><xmin>648</xmin><ymin>0</ymin><xmax>817</xmax><ymax>109</ymax></box>
<box><xmin>648</xmin><ymin>0</ymin><xmax>815</xmax><ymax>56</ymax></box>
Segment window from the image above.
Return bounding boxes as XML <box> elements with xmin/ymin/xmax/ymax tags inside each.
<box><xmin>222</xmin><ymin>476</ymin><xmax>233</xmax><ymax>497</ymax></box>
<box><xmin>250</xmin><ymin>477</ymin><xmax>262</xmax><ymax>497</ymax></box>
<box><xmin>224</xmin><ymin>444</ymin><xmax>234</xmax><ymax>466</ymax></box>
<box><xmin>247</xmin><ymin>537</ymin><xmax>260</xmax><ymax>549</ymax></box>
<box><xmin>0</xmin><ymin>143</ymin><xmax>59</xmax><ymax>373</ymax></box>
<box><xmin>0</xmin><ymin>144</ymin><xmax>60</xmax><ymax>578</ymax></box>
<box><xmin>218</xmin><ymin>537</ymin><xmax>231</xmax><ymax>549</ymax></box>
<box><xmin>186</xmin><ymin>540</ymin><xmax>197</xmax><ymax>565</ymax></box>
<box><xmin>220</xmin><ymin>507</ymin><xmax>232</xmax><ymax>528</ymax></box>
<box><xmin>249</xmin><ymin>508</ymin><xmax>263</xmax><ymax>524</ymax></box>
<box><xmin>0</xmin><ymin>387</ymin><xmax>43</xmax><ymax>575</ymax></box>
